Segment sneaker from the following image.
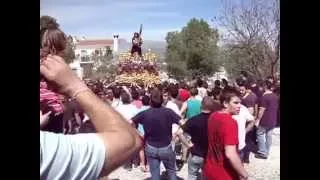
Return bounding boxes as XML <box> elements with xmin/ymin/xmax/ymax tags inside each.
<box><xmin>255</xmin><ymin>154</ymin><xmax>267</xmax><ymax>159</ymax></box>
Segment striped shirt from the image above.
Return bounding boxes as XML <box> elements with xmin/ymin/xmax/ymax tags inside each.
<box><xmin>40</xmin><ymin>81</ymin><xmax>64</xmax><ymax>114</ymax></box>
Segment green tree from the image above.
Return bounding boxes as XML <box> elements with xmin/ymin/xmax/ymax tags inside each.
<box><xmin>165</xmin><ymin>18</ymin><xmax>220</xmax><ymax>79</ymax></box>
<box><xmin>90</xmin><ymin>46</ymin><xmax>116</xmax><ymax>79</ymax></box>
<box><xmin>165</xmin><ymin>31</ymin><xmax>186</xmax><ymax>79</ymax></box>
<box><xmin>64</xmin><ymin>35</ymin><xmax>76</xmax><ymax>64</ymax></box>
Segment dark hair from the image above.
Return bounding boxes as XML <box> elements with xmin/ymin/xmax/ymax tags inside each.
<box><xmin>203</xmin><ymin>81</ymin><xmax>208</xmax><ymax>89</ymax></box>
<box><xmin>190</xmin><ymin>88</ymin><xmax>198</xmax><ymax>96</ymax></box>
<box><xmin>207</xmin><ymin>89</ymin><xmax>213</xmax><ymax>97</ymax></box>
<box><xmin>212</xmin><ymin>87</ymin><xmax>222</xmax><ymax>100</ymax></box>
<box><xmin>238</xmin><ymin>81</ymin><xmax>250</xmax><ymax>90</ymax></box>
<box><xmin>169</xmin><ymin>87</ymin><xmax>179</xmax><ymax>99</ymax></box>
<box><xmin>150</xmin><ymin>89</ymin><xmax>163</xmax><ymax>108</ymax></box>
<box><xmin>179</xmin><ymin>82</ymin><xmax>189</xmax><ymax>90</ymax></box>
<box><xmin>120</xmin><ymin>92</ymin><xmax>131</xmax><ymax>104</ymax></box>
<box><xmin>220</xmin><ymin>87</ymin><xmax>240</xmax><ymax>106</ymax></box>
<box><xmin>134</xmin><ymin>32</ymin><xmax>140</xmax><ymax>38</ymax></box>
<box><xmin>222</xmin><ymin>79</ymin><xmax>228</xmax><ymax>86</ymax></box>
<box><xmin>197</xmin><ymin>79</ymin><xmax>204</xmax><ymax>87</ymax></box>
<box><xmin>214</xmin><ymin>80</ymin><xmax>221</xmax><ymax>87</ymax></box>
<box><xmin>131</xmin><ymin>89</ymin><xmax>140</xmax><ymax>100</ymax></box>
<box><xmin>112</xmin><ymin>87</ymin><xmax>121</xmax><ymax>98</ymax></box>
<box><xmin>264</xmin><ymin>80</ymin><xmax>274</xmax><ymax>90</ymax></box>
<box><xmin>142</xmin><ymin>95</ymin><xmax>150</xmax><ymax>106</ymax></box>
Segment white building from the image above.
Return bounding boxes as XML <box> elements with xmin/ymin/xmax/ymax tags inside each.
<box><xmin>70</xmin><ymin>35</ymin><xmax>124</xmax><ymax>78</ymax></box>
<box><xmin>74</xmin><ymin>35</ymin><xmax>121</xmax><ymax>58</ymax></box>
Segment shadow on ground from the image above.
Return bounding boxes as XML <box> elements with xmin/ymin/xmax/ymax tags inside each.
<box><xmin>144</xmin><ymin>171</ymin><xmax>184</xmax><ymax>180</ymax></box>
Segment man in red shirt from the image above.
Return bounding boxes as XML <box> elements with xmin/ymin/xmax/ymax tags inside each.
<box><xmin>178</xmin><ymin>82</ymin><xmax>190</xmax><ymax>102</ymax></box>
<box><xmin>204</xmin><ymin>88</ymin><xmax>248</xmax><ymax>180</ymax></box>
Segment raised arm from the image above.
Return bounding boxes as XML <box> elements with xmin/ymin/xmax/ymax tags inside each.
<box><xmin>40</xmin><ymin>55</ymin><xmax>143</xmax><ymax>176</ymax></box>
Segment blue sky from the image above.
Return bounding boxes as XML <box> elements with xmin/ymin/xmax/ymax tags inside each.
<box><xmin>40</xmin><ymin>0</ymin><xmax>223</xmax><ymax>41</ymax></box>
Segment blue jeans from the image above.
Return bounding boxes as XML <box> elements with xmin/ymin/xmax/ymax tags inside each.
<box><xmin>256</xmin><ymin>126</ymin><xmax>274</xmax><ymax>157</ymax></box>
<box><xmin>145</xmin><ymin>143</ymin><xmax>177</xmax><ymax>180</ymax></box>
<box><xmin>188</xmin><ymin>154</ymin><xmax>204</xmax><ymax>180</ymax></box>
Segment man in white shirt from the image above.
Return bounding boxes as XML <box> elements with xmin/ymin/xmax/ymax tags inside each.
<box><xmin>115</xmin><ymin>92</ymin><xmax>139</xmax><ymax>121</ymax></box>
<box><xmin>232</xmin><ymin>104</ymin><xmax>255</xmax><ymax>163</ymax></box>
<box><xmin>115</xmin><ymin>91</ymin><xmax>140</xmax><ymax>170</ymax></box>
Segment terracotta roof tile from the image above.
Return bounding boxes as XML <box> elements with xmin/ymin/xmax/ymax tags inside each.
<box><xmin>77</xmin><ymin>39</ymin><xmax>113</xmax><ymax>46</ymax></box>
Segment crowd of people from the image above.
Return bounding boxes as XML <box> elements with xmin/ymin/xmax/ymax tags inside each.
<box><xmin>40</xmin><ymin>16</ymin><xmax>280</xmax><ymax>180</ymax></box>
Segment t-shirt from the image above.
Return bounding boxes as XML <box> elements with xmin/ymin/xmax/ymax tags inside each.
<box><xmin>132</xmin><ymin>107</ymin><xmax>180</xmax><ymax>147</ymax></box>
<box><xmin>40</xmin><ymin>131</ymin><xmax>105</xmax><ymax>180</ymax></box>
<box><xmin>115</xmin><ymin>104</ymin><xmax>139</xmax><ymax>121</ymax></box>
<box><xmin>195</xmin><ymin>95</ymin><xmax>203</xmax><ymax>102</ymax></box>
<box><xmin>197</xmin><ymin>87</ymin><xmax>207</xmax><ymax>99</ymax></box>
<box><xmin>259</xmin><ymin>93</ymin><xmax>279</xmax><ymax>128</ymax></box>
<box><xmin>204</xmin><ymin>112</ymin><xmax>239</xmax><ymax>180</ymax></box>
<box><xmin>172</xmin><ymin>98</ymin><xmax>183</xmax><ymax>110</ymax></box>
<box><xmin>179</xmin><ymin>88</ymin><xmax>190</xmax><ymax>102</ymax></box>
<box><xmin>242</xmin><ymin>92</ymin><xmax>258</xmax><ymax>108</ymax></box>
<box><xmin>111</xmin><ymin>99</ymin><xmax>122</xmax><ymax>108</ymax></box>
<box><xmin>183</xmin><ymin>112</ymin><xmax>210</xmax><ymax>158</ymax></box>
<box><xmin>251</xmin><ymin>86</ymin><xmax>263</xmax><ymax>100</ymax></box>
<box><xmin>166</xmin><ymin>100</ymin><xmax>181</xmax><ymax>116</ymax></box>
<box><xmin>186</xmin><ymin>99</ymin><xmax>202</xmax><ymax>119</ymax></box>
<box><xmin>233</xmin><ymin>105</ymin><xmax>254</xmax><ymax>150</ymax></box>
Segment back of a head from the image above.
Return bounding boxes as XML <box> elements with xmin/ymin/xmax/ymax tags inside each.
<box><xmin>120</xmin><ymin>92</ymin><xmax>131</xmax><ymax>104</ymax></box>
<box><xmin>202</xmin><ymin>96</ymin><xmax>220</xmax><ymax>112</ymax></box>
<box><xmin>203</xmin><ymin>81</ymin><xmax>208</xmax><ymax>89</ymax></box>
<box><xmin>142</xmin><ymin>95</ymin><xmax>150</xmax><ymax>106</ymax></box>
<box><xmin>150</xmin><ymin>89</ymin><xmax>163</xmax><ymax>108</ymax></box>
<box><xmin>169</xmin><ymin>86</ymin><xmax>179</xmax><ymax>99</ymax></box>
<box><xmin>222</xmin><ymin>79</ymin><xmax>228</xmax><ymax>86</ymax></box>
<box><xmin>214</xmin><ymin>80</ymin><xmax>221</xmax><ymax>87</ymax></box>
<box><xmin>197</xmin><ymin>79</ymin><xmax>204</xmax><ymax>87</ymax></box>
<box><xmin>212</xmin><ymin>87</ymin><xmax>222</xmax><ymax>100</ymax></box>
<box><xmin>112</xmin><ymin>87</ymin><xmax>121</xmax><ymax>99</ymax></box>
<box><xmin>190</xmin><ymin>88</ymin><xmax>198</xmax><ymax>96</ymax></box>
<box><xmin>219</xmin><ymin>87</ymin><xmax>240</xmax><ymax>105</ymax></box>
<box><xmin>131</xmin><ymin>89</ymin><xmax>140</xmax><ymax>100</ymax></box>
